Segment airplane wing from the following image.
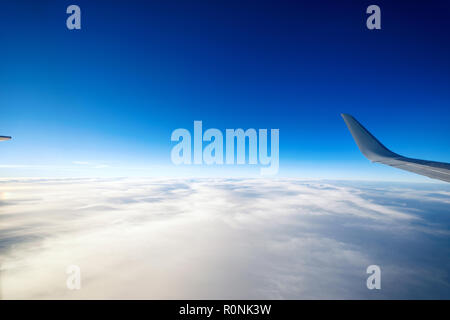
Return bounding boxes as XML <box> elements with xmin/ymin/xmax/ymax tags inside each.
<box><xmin>0</xmin><ymin>136</ymin><xmax>11</xmax><ymax>141</ymax></box>
<box><xmin>341</xmin><ymin>114</ymin><xmax>450</xmax><ymax>183</ymax></box>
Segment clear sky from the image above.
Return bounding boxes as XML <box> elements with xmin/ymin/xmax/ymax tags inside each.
<box><xmin>1</xmin><ymin>0</ymin><xmax>449</xmax><ymax>181</ymax></box>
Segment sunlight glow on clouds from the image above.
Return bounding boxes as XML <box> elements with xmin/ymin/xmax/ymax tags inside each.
<box><xmin>0</xmin><ymin>178</ymin><xmax>449</xmax><ymax>299</ymax></box>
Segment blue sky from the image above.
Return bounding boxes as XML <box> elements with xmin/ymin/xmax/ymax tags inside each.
<box><xmin>0</xmin><ymin>0</ymin><xmax>449</xmax><ymax>180</ymax></box>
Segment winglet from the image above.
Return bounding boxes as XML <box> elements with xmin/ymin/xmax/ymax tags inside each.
<box><xmin>0</xmin><ymin>136</ymin><xmax>11</xmax><ymax>141</ymax></box>
<box><xmin>341</xmin><ymin>114</ymin><xmax>398</xmax><ymax>162</ymax></box>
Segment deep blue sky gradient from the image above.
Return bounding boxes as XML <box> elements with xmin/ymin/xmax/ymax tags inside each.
<box><xmin>1</xmin><ymin>0</ymin><xmax>449</xmax><ymax>180</ymax></box>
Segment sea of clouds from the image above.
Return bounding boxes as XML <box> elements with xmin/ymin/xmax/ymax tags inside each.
<box><xmin>0</xmin><ymin>178</ymin><xmax>449</xmax><ymax>299</ymax></box>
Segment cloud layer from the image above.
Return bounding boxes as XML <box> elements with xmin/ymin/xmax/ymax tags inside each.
<box><xmin>0</xmin><ymin>178</ymin><xmax>449</xmax><ymax>299</ymax></box>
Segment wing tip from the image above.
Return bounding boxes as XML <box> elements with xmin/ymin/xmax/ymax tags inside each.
<box><xmin>340</xmin><ymin>113</ymin><xmax>354</xmax><ymax>121</ymax></box>
<box><xmin>340</xmin><ymin>113</ymin><xmax>450</xmax><ymax>183</ymax></box>
<box><xmin>340</xmin><ymin>113</ymin><xmax>396</xmax><ymax>162</ymax></box>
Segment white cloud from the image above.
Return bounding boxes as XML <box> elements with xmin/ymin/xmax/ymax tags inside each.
<box><xmin>0</xmin><ymin>178</ymin><xmax>448</xmax><ymax>299</ymax></box>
